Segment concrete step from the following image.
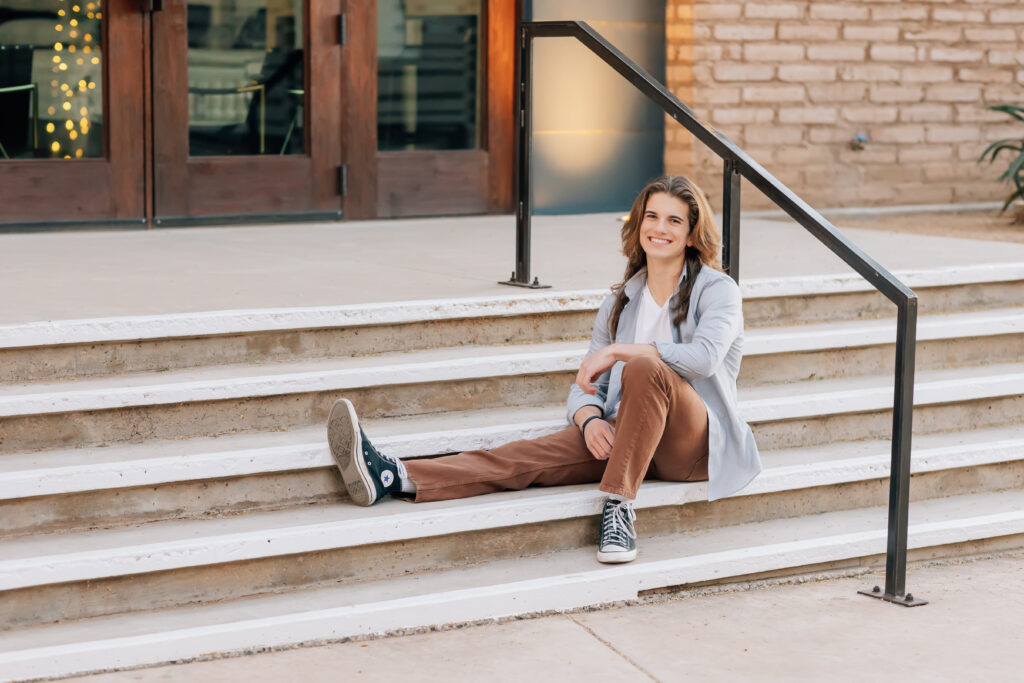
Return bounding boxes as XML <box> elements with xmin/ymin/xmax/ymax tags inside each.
<box><xmin>1</xmin><ymin>356</ymin><xmax>1022</xmax><ymax>536</ymax></box>
<box><xmin>2</xmin><ymin>487</ymin><xmax>1023</xmax><ymax>681</ymax></box>
<box><xmin>2</xmin><ymin>306</ymin><xmax>1022</xmax><ymax>454</ymax></box>
<box><xmin>743</xmin><ymin>304</ymin><xmax>1024</xmax><ymax>385</ymax></box>
<box><xmin>2</xmin><ymin>421</ymin><xmax>1022</xmax><ymax>627</ymax></box>
<box><xmin>0</xmin><ymin>341</ymin><xmax>584</xmax><ymax>453</ymax></box>
<box><xmin>2</xmin><ymin>262</ymin><xmax>1022</xmax><ymax>384</ymax></box>
<box><xmin>0</xmin><ymin>293</ymin><xmax>601</xmax><ymax>385</ymax></box>
<box><xmin>0</xmin><ymin>405</ymin><xmax>564</xmax><ymax>536</ymax></box>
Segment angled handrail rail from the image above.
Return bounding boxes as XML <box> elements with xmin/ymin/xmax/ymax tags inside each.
<box><xmin>504</xmin><ymin>20</ymin><xmax>921</xmax><ymax>605</ymax></box>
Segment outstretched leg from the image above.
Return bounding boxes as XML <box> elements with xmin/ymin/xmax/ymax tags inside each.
<box><xmin>404</xmin><ymin>425</ymin><xmax>607</xmax><ymax>503</ymax></box>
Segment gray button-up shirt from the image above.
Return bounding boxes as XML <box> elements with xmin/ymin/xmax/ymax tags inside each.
<box><xmin>566</xmin><ymin>266</ymin><xmax>761</xmax><ymax>501</ymax></box>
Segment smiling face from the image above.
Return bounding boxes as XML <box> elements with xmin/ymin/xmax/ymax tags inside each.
<box><xmin>639</xmin><ymin>191</ymin><xmax>692</xmax><ymax>265</ymax></box>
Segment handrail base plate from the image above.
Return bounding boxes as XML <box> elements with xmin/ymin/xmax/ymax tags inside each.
<box><xmin>498</xmin><ymin>278</ymin><xmax>552</xmax><ymax>289</ymax></box>
<box><xmin>858</xmin><ymin>587</ymin><xmax>929</xmax><ymax>607</ymax></box>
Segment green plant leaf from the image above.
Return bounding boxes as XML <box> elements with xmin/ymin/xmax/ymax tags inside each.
<box><xmin>998</xmin><ymin>154</ymin><xmax>1024</xmax><ymax>184</ymax></box>
<box><xmin>988</xmin><ymin>104</ymin><xmax>1024</xmax><ymax>123</ymax></box>
<box><xmin>979</xmin><ymin>139</ymin><xmax>1023</xmax><ymax>163</ymax></box>
<box><xmin>1000</xmin><ymin>190</ymin><xmax>1020</xmax><ymax>214</ymax></box>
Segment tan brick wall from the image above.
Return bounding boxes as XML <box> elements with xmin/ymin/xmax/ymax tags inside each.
<box><xmin>665</xmin><ymin>0</ymin><xmax>1024</xmax><ymax>209</ymax></box>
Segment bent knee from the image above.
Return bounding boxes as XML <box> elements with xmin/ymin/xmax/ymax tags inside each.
<box><xmin>621</xmin><ymin>354</ymin><xmax>664</xmax><ymax>382</ymax></box>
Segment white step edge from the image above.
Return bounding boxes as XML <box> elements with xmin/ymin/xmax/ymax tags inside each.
<box><xmin>3</xmin><ymin>507</ymin><xmax>1023</xmax><ymax>682</ymax></box>
<box><xmin>0</xmin><ymin>349</ymin><xmax>585</xmax><ymax>418</ymax></box>
<box><xmin>0</xmin><ymin>420</ymin><xmax>568</xmax><ymax>500</ymax></box>
<box><xmin>742</xmin><ymin>261</ymin><xmax>1024</xmax><ymax>299</ymax></box>
<box><xmin>0</xmin><ymin>291</ymin><xmax>607</xmax><ymax>351</ymax></box>
<box><xmin>2</xmin><ymin>436</ymin><xmax>1022</xmax><ymax>591</ymax></box>
<box><xmin>3</xmin><ymin>406</ymin><xmax>1024</xmax><ymax>502</ymax></box>
<box><xmin>742</xmin><ymin>369</ymin><xmax>1024</xmax><ymax>423</ymax></box>
<box><xmin>2</xmin><ymin>262</ymin><xmax>1022</xmax><ymax>350</ymax></box>
<box><xmin>1</xmin><ymin>347</ymin><xmax>1020</xmax><ymax>424</ymax></box>
<box><xmin>746</xmin><ymin>307</ymin><xmax>1024</xmax><ymax>356</ymax></box>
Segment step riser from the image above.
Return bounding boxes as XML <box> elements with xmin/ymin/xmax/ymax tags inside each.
<box><xmin>0</xmin><ymin>312</ymin><xmax>596</xmax><ymax>384</ymax></box>
<box><xmin>4</xmin><ymin>418</ymin><xmax>1024</xmax><ymax>539</ymax></box>
<box><xmin>0</xmin><ymin>470</ymin><xmax>344</xmax><ymax>539</ymax></box>
<box><xmin>5</xmin><ymin>335</ymin><xmax>1024</xmax><ymax>452</ymax></box>
<box><xmin>5</xmin><ymin>280</ymin><xmax>1022</xmax><ymax>385</ymax></box>
<box><xmin>740</xmin><ymin>333</ymin><xmax>1024</xmax><ymax>387</ymax></box>
<box><xmin>1</xmin><ymin>368</ymin><xmax>1019</xmax><ymax>463</ymax></box>
<box><xmin>752</xmin><ymin>394</ymin><xmax>1024</xmax><ymax>450</ymax></box>
<box><xmin>4</xmin><ymin>462</ymin><xmax>1021</xmax><ymax>630</ymax></box>
<box><xmin>640</xmin><ymin>532</ymin><xmax>1024</xmax><ymax>597</ymax></box>
<box><xmin>743</xmin><ymin>279</ymin><xmax>1024</xmax><ymax>327</ymax></box>
<box><xmin>0</xmin><ymin>374</ymin><xmax>575</xmax><ymax>454</ymax></box>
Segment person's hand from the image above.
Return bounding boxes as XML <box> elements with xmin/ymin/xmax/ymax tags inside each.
<box><xmin>583</xmin><ymin>418</ymin><xmax>615</xmax><ymax>460</ymax></box>
<box><xmin>575</xmin><ymin>345</ymin><xmax>618</xmax><ymax>395</ymax></box>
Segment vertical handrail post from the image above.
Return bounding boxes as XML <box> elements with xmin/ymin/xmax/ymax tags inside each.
<box><xmin>861</xmin><ymin>295</ymin><xmax>923</xmax><ymax>604</ymax></box>
<box><xmin>501</xmin><ymin>24</ymin><xmax>548</xmax><ymax>288</ymax></box>
<box><xmin>514</xmin><ymin>25</ymin><xmax>533</xmax><ymax>285</ymax></box>
<box><xmin>722</xmin><ymin>158</ymin><xmax>741</xmax><ymax>283</ymax></box>
<box><xmin>887</xmin><ymin>297</ymin><xmax>918</xmax><ymax>596</ymax></box>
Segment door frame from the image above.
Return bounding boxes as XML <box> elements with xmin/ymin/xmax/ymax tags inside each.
<box><xmin>344</xmin><ymin>0</ymin><xmax>517</xmax><ymax>220</ymax></box>
<box><xmin>0</xmin><ymin>0</ymin><xmax>146</xmax><ymax>229</ymax></box>
<box><xmin>149</xmin><ymin>0</ymin><xmax>343</xmax><ymax>225</ymax></box>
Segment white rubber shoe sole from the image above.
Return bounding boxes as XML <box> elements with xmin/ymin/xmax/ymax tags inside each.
<box><xmin>597</xmin><ymin>547</ymin><xmax>638</xmax><ymax>564</ymax></box>
<box><xmin>327</xmin><ymin>398</ymin><xmax>376</xmax><ymax>506</ymax></box>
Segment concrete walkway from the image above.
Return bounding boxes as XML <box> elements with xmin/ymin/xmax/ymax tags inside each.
<box><xmin>4</xmin><ymin>212</ymin><xmax>1024</xmax><ymax>324</ymax></box>
<box><xmin>73</xmin><ymin>551</ymin><xmax>1024</xmax><ymax>682</ymax></box>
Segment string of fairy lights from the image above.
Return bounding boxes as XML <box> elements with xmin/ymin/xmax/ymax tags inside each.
<box><xmin>46</xmin><ymin>0</ymin><xmax>101</xmax><ymax>159</ymax></box>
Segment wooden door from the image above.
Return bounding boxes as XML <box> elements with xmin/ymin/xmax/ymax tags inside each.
<box><xmin>351</xmin><ymin>0</ymin><xmax>516</xmax><ymax>219</ymax></box>
<box><xmin>150</xmin><ymin>0</ymin><xmax>343</xmax><ymax>225</ymax></box>
<box><xmin>0</xmin><ymin>0</ymin><xmax>145</xmax><ymax>227</ymax></box>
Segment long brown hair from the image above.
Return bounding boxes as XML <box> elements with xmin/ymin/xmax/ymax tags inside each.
<box><xmin>608</xmin><ymin>175</ymin><xmax>723</xmax><ymax>337</ymax></box>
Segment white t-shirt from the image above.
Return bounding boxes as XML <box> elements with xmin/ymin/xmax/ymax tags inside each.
<box><xmin>634</xmin><ymin>284</ymin><xmax>674</xmax><ymax>344</ymax></box>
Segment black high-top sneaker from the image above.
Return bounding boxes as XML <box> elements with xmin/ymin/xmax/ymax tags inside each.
<box><xmin>597</xmin><ymin>498</ymin><xmax>637</xmax><ymax>563</ymax></box>
<box><xmin>327</xmin><ymin>398</ymin><xmax>406</xmax><ymax>506</ymax></box>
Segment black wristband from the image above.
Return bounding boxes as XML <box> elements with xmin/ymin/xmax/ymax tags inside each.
<box><xmin>580</xmin><ymin>415</ymin><xmax>603</xmax><ymax>438</ymax></box>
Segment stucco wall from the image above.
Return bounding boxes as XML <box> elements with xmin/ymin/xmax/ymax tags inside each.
<box><xmin>665</xmin><ymin>1</ymin><xmax>1024</xmax><ymax>209</ymax></box>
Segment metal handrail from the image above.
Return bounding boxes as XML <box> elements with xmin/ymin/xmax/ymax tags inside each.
<box><xmin>505</xmin><ymin>20</ymin><xmax>921</xmax><ymax>606</ymax></box>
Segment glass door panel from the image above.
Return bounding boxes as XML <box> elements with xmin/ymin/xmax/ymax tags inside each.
<box><xmin>0</xmin><ymin>0</ymin><xmax>104</xmax><ymax>160</ymax></box>
<box><xmin>373</xmin><ymin>0</ymin><xmax>515</xmax><ymax>218</ymax></box>
<box><xmin>187</xmin><ymin>0</ymin><xmax>305</xmax><ymax>156</ymax></box>
<box><xmin>152</xmin><ymin>0</ymin><xmax>341</xmax><ymax>223</ymax></box>
<box><xmin>0</xmin><ymin>0</ymin><xmax>144</xmax><ymax>226</ymax></box>
<box><xmin>377</xmin><ymin>0</ymin><xmax>481</xmax><ymax>152</ymax></box>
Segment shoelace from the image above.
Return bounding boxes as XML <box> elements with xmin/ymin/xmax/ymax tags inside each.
<box><xmin>361</xmin><ymin>429</ymin><xmax>408</xmax><ymax>481</ymax></box>
<box><xmin>380</xmin><ymin>450</ymin><xmax>408</xmax><ymax>480</ymax></box>
<box><xmin>601</xmin><ymin>499</ymin><xmax>637</xmax><ymax>547</ymax></box>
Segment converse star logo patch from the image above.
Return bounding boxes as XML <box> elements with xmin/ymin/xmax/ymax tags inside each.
<box><xmin>381</xmin><ymin>470</ymin><xmax>395</xmax><ymax>487</ymax></box>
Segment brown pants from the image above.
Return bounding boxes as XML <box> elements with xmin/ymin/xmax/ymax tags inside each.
<box><xmin>404</xmin><ymin>356</ymin><xmax>710</xmax><ymax>503</ymax></box>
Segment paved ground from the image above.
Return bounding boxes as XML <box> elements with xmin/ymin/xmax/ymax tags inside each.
<box><xmin>835</xmin><ymin>209</ymin><xmax>1024</xmax><ymax>245</ymax></box>
<box><xmin>73</xmin><ymin>551</ymin><xmax>1024</xmax><ymax>682</ymax></box>
<box><xmin>4</xmin><ymin>211</ymin><xmax>1024</xmax><ymax>324</ymax></box>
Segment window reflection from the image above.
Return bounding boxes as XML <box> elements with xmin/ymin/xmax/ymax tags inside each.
<box><xmin>377</xmin><ymin>0</ymin><xmax>481</xmax><ymax>151</ymax></box>
<box><xmin>0</xmin><ymin>0</ymin><xmax>103</xmax><ymax>160</ymax></box>
<box><xmin>187</xmin><ymin>1</ymin><xmax>305</xmax><ymax>156</ymax></box>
